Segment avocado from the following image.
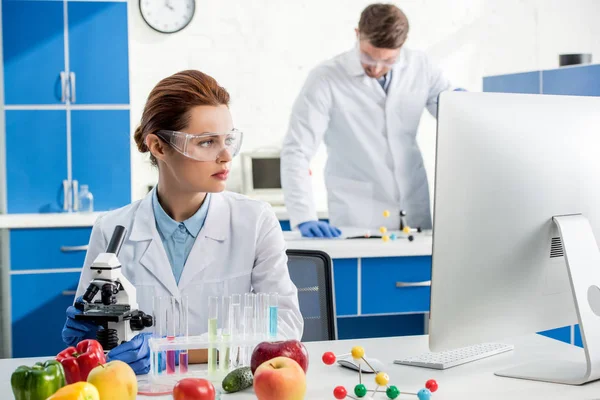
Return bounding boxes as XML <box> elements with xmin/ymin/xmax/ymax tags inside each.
<box><xmin>222</xmin><ymin>366</ymin><xmax>253</xmax><ymax>393</ymax></box>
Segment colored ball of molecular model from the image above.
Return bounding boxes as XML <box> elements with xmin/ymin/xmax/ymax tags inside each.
<box><xmin>322</xmin><ymin>346</ymin><xmax>438</xmax><ymax>399</ymax></box>
<box><xmin>354</xmin><ymin>384</ymin><xmax>367</xmax><ymax>397</ymax></box>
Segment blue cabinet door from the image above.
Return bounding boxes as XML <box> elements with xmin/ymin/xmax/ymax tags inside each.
<box><xmin>67</xmin><ymin>1</ymin><xmax>129</xmax><ymax>104</ymax></box>
<box><xmin>12</xmin><ymin>272</ymin><xmax>81</xmax><ymax>357</ymax></box>
<box><xmin>71</xmin><ymin>110</ymin><xmax>131</xmax><ymax>211</ymax></box>
<box><xmin>542</xmin><ymin>65</ymin><xmax>600</xmax><ymax>96</ymax></box>
<box><xmin>2</xmin><ymin>0</ymin><xmax>65</xmax><ymax>105</ymax></box>
<box><xmin>5</xmin><ymin>110</ymin><xmax>67</xmax><ymax>213</ymax></box>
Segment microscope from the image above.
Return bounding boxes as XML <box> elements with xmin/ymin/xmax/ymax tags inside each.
<box><xmin>75</xmin><ymin>225</ymin><xmax>153</xmax><ymax>350</ymax></box>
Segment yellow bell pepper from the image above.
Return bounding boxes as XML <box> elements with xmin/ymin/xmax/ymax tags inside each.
<box><xmin>46</xmin><ymin>382</ymin><xmax>100</xmax><ymax>400</ymax></box>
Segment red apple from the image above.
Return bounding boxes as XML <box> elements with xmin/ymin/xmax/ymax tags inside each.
<box><xmin>254</xmin><ymin>357</ymin><xmax>306</xmax><ymax>400</ymax></box>
<box><xmin>251</xmin><ymin>340</ymin><xmax>309</xmax><ymax>375</ymax></box>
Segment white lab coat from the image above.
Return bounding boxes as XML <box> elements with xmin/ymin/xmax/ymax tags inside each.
<box><xmin>281</xmin><ymin>47</ymin><xmax>452</xmax><ymax>230</ymax></box>
<box><xmin>75</xmin><ymin>189</ymin><xmax>303</xmax><ymax>340</ymax></box>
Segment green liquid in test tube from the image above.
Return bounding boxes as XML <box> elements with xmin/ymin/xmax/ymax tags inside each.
<box><xmin>269</xmin><ymin>293</ymin><xmax>278</xmax><ymax>339</ymax></box>
<box><xmin>220</xmin><ymin>296</ymin><xmax>231</xmax><ymax>373</ymax></box>
<box><xmin>208</xmin><ymin>296</ymin><xmax>218</xmax><ymax>375</ymax></box>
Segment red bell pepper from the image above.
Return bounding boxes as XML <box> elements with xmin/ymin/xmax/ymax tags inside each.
<box><xmin>56</xmin><ymin>339</ymin><xmax>106</xmax><ymax>384</ymax></box>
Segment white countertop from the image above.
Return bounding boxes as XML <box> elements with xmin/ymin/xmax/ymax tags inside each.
<box><xmin>0</xmin><ymin>334</ymin><xmax>595</xmax><ymax>399</ymax></box>
<box><xmin>284</xmin><ymin>228</ymin><xmax>433</xmax><ymax>258</ymax></box>
<box><xmin>0</xmin><ymin>208</ymin><xmax>328</xmax><ymax>229</ymax></box>
<box><xmin>0</xmin><ymin>212</ymin><xmax>105</xmax><ymax>229</ymax></box>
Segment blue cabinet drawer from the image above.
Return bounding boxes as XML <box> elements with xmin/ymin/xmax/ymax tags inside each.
<box><xmin>10</xmin><ymin>228</ymin><xmax>92</xmax><ymax>271</ymax></box>
<box><xmin>12</xmin><ymin>271</ymin><xmax>81</xmax><ymax>357</ymax></box>
<box><xmin>362</xmin><ymin>256</ymin><xmax>431</xmax><ymax>314</ymax></box>
<box><xmin>332</xmin><ymin>259</ymin><xmax>358</xmax><ymax>316</ymax></box>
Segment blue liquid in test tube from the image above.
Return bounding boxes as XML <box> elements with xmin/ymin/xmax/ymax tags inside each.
<box><xmin>269</xmin><ymin>293</ymin><xmax>278</xmax><ymax>339</ymax></box>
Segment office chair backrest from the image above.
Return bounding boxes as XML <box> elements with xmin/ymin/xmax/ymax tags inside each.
<box><xmin>286</xmin><ymin>249</ymin><xmax>336</xmax><ymax>341</ymax></box>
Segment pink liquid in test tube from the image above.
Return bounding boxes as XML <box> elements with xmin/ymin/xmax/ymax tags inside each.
<box><xmin>166</xmin><ymin>336</ymin><xmax>176</xmax><ymax>374</ymax></box>
<box><xmin>179</xmin><ymin>352</ymin><xmax>189</xmax><ymax>373</ymax></box>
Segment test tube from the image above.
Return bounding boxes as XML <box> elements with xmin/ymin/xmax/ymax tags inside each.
<box><xmin>220</xmin><ymin>296</ymin><xmax>232</xmax><ymax>373</ymax></box>
<box><xmin>152</xmin><ymin>296</ymin><xmax>168</xmax><ymax>376</ymax></box>
<box><xmin>178</xmin><ymin>296</ymin><xmax>189</xmax><ymax>374</ymax></box>
<box><xmin>269</xmin><ymin>293</ymin><xmax>278</xmax><ymax>340</ymax></box>
<box><xmin>230</xmin><ymin>294</ymin><xmax>242</xmax><ymax>368</ymax></box>
<box><xmin>243</xmin><ymin>293</ymin><xmax>256</xmax><ymax>366</ymax></box>
<box><xmin>166</xmin><ymin>296</ymin><xmax>177</xmax><ymax>374</ymax></box>
<box><xmin>208</xmin><ymin>296</ymin><xmax>219</xmax><ymax>375</ymax></box>
<box><xmin>257</xmin><ymin>293</ymin><xmax>269</xmax><ymax>339</ymax></box>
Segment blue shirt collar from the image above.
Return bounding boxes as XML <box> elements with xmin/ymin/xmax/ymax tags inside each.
<box><xmin>152</xmin><ymin>189</ymin><xmax>211</xmax><ymax>238</ymax></box>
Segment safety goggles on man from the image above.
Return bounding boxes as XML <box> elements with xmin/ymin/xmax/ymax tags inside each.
<box><xmin>155</xmin><ymin>129</ymin><xmax>243</xmax><ymax>162</ymax></box>
<box><xmin>358</xmin><ymin>51</ymin><xmax>400</xmax><ymax>68</ymax></box>
<box><xmin>356</xmin><ymin>41</ymin><xmax>400</xmax><ymax>68</ymax></box>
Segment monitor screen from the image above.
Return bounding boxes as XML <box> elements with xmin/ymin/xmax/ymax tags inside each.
<box><xmin>251</xmin><ymin>158</ymin><xmax>281</xmax><ymax>189</ymax></box>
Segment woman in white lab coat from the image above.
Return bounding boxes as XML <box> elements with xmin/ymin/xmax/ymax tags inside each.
<box><xmin>61</xmin><ymin>70</ymin><xmax>303</xmax><ymax>374</ymax></box>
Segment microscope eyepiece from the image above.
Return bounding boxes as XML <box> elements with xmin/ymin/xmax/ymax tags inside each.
<box><xmin>82</xmin><ymin>284</ymin><xmax>99</xmax><ymax>303</ymax></box>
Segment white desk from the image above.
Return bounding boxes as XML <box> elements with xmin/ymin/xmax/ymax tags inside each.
<box><xmin>283</xmin><ymin>228</ymin><xmax>432</xmax><ymax>259</ymax></box>
<box><xmin>0</xmin><ymin>334</ymin><xmax>596</xmax><ymax>399</ymax></box>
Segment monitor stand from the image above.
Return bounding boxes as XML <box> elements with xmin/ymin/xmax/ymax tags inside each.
<box><xmin>495</xmin><ymin>214</ymin><xmax>600</xmax><ymax>385</ymax></box>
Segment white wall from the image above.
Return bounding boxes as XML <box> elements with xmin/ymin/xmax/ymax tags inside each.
<box><xmin>127</xmin><ymin>0</ymin><xmax>600</xmax><ymax>208</ymax></box>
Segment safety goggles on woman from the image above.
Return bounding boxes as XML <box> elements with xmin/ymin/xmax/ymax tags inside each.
<box><xmin>155</xmin><ymin>129</ymin><xmax>243</xmax><ymax>161</ymax></box>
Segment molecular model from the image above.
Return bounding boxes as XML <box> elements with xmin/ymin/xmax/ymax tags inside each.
<box><xmin>379</xmin><ymin>210</ymin><xmax>422</xmax><ymax>243</ymax></box>
<box><xmin>322</xmin><ymin>346</ymin><xmax>438</xmax><ymax>400</ymax></box>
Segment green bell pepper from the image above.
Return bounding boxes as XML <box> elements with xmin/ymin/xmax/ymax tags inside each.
<box><xmin>11</xmin><ymin>360</ymin><xmax>66</xmax><ymax>400</ymax></box>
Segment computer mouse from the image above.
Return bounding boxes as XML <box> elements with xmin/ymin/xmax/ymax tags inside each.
<box><xmin>337</xmin><ymin>357</ymin><xmax>385</xmax><ymax>373</ymax></box>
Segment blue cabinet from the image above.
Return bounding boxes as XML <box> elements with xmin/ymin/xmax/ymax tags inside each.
<box><xmin>2</xmin><ymin>0</ymin><xmax>65</xmax><ymax>105</ymax></box>
<box><xmin>9</xmin><ymin>227</ymin><xmax>92</xmax><ymax>357</ymax></box>
<box><xmin>332</xmin><ymin>256</ymin><xmax>431</xmax><ymax>339</ymax></box>
<box><xmin>542</xmin><ymin>64</ymin><xmax>600</xmax><ymax>96</ymax></box>
<box><xmin>5</xmin><ymin>110</ymin><xmax>67</xmax><ymax>213</ymax></box>
<box><xmin>71</xmin><ymin>110</ymin><xmax>131</xmax><ymax>210</ymax></box>
<box><xmin>2</xmin><ymin>0</ymin><xmax>131</xmax><ymax>214</ymax></box>
<box><xmin>68</xmin><ymin>1</ymin><xmax>130</xmax><ymax>104</ymax></box>
<box><xmin>483</xmin><ymin>71</ymin><xmax>541</xmax><ymax>94</ymax></box>
<box><xmin>11</xmin><ymin>271</ymin><xmax>81</xmax><ymax>357</ymax></box>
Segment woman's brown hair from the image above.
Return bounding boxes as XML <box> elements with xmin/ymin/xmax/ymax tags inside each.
<box><xmin>134</xmin><ymin>70</ymin><xmax>231</xmax><ymax>165</ymax></box>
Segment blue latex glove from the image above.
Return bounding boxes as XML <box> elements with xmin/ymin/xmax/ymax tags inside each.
<box><xmin>62</xmin><ymin>297</ymin><xmax>100</xmax><ymax>347</ymax></box>
<box><xmin>107</xmin><ymin>332</ymin><xmax>152</xmax><ymax>375</ymax></box>
<box><xmin>298</xmin><ymin>220</ymin><xmax>342</xmax><ymax>238</ymax></box>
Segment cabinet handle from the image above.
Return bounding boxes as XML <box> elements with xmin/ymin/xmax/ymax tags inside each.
<box><xmin>60</xmin><ymin>72</ymin><xmax>68</xmax><ymax>103</ymax></box>
<box><xmin>60</xmin><ymin>245</ymin><xmax>89</xmax><ymax>252</ymax></box>
<box><xmin>69</xmin><ymin>72</ymin><xmax>76</xmax><ymax>103</ymax></box>
<box><xmin>62</xmin><ymin>291</ymin><xmax>77</xmax><ymax>296</ymax></box>
<box><xmin>395</xmin><ymin>280</ymin><xmax>431</xmax><ymax>288</ymax></box>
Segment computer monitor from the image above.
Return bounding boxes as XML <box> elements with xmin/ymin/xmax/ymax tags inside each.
<box><xmin>241</xmin><ymin>150</ymin><xmax>285</xmax><ymax>205</ymax></box>
<box><xmin>429</xmin><ymin>91</ymin><xmax>600</xmax><ymax>385</ymax></box>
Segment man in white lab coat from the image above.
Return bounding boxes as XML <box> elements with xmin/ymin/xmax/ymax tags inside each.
<box><xmin>281</xmin><ymin>3</ymin><xmax>459</xmax><ymax>237</ymax></box>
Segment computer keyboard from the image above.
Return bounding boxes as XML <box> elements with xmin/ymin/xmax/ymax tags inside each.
<box><xmin>393</xmin><ymin>343</ymin><xmax>514</xmax><ymax>370</ymax></box>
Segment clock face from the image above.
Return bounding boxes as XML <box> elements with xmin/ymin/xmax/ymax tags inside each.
<box><xmin>139</xmin><ymin>0</ymin><xmax>195</xmax><ymax>34</ymax></box>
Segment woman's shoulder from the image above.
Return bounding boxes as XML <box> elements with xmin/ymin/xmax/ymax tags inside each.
<box><xmin>214</xmin><ymin>191</ymin><xmax>275</xmax><ymax>219</ymax></box>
